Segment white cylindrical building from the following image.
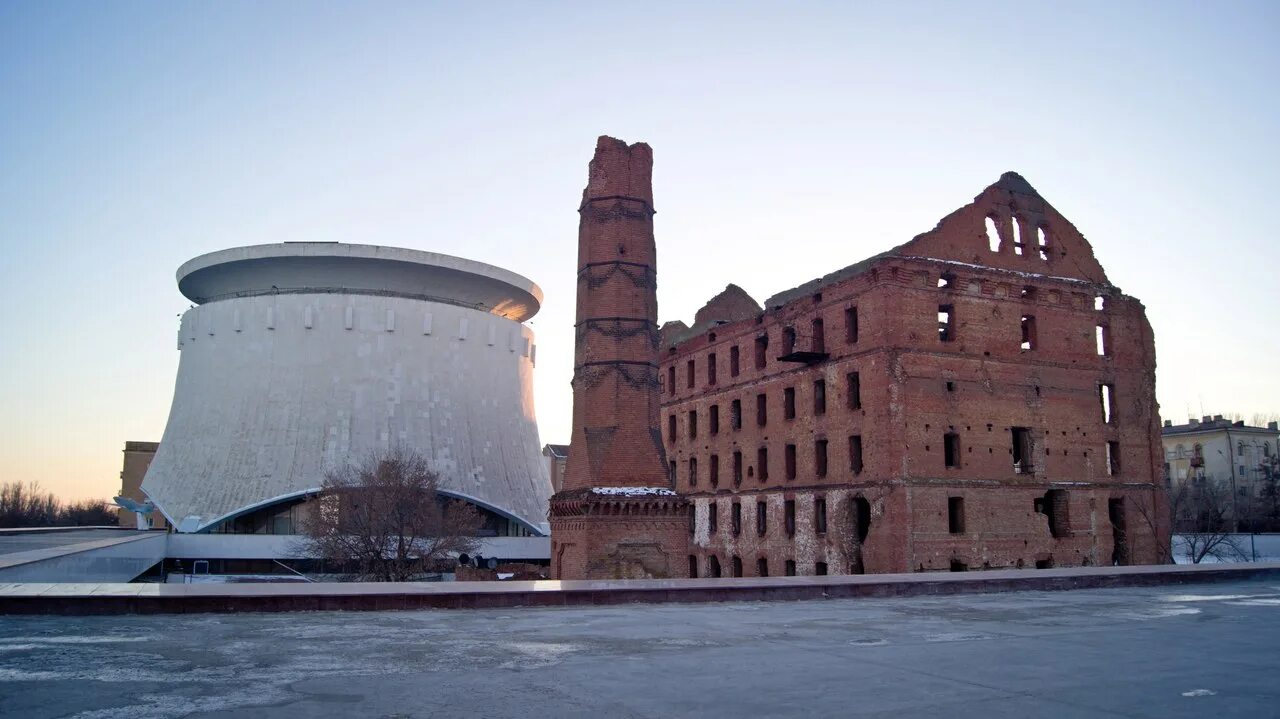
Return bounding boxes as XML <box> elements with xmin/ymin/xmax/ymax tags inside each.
<box><xmin>142</xmin><ymin>242</ymin><xmax>551</xmax><ymax>535</ymax></box>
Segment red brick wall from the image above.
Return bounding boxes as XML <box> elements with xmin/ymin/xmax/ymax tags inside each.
<box><xmin>662</xmin><ymin>173</ymin><xmax>1168</xmax><ymax>575</ymax></box>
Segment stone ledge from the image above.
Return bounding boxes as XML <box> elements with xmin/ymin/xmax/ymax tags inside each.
<box><xmin>2</xmin><ymin>562</ymin><xmax>1276</xmax><ymax>615</ymax></box>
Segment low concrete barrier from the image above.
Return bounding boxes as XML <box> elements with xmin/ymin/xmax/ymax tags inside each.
<box><xmin>0</xmin><ymin>532</ymin><xmax>165</xmax><ymax>584</ymax></box>
<box><xmin>2</xmin><ymin>561</ymin><xmax>1278</xmax><ymax>615</ymax></box>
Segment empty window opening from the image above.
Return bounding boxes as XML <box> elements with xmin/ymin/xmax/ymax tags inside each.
<box><xmin>754</xmin><ymin>334</ymin><xmax>768</xmax><ymax>369</ymax></box>
<box><xmin>756</xmin><ymin>501</ymin><xmax>768</xmax><ymax>536</ymax></box>
<box><xmin>710</xmin><ymin>453</ymin><xmax>720</xmax><ymax>487</ymax></box>
<box><xmin>688</xmin><ymin>505</ymin><xmax>696</xmax><ymax>535</ymax></box>
<box><xmin>668</xmin><ymin>414</ymin><xmax>677</xmax><ymax>442</ymax></box>
<box><xmin>1012</xmin><ymin>427</ymin><xmax>1034</xmax><ymax>474</ymax></box>
<box><xmin>667</xmin><ymin>366</ymin><xmax>675</xmax><ymax>394</ymax></box>
<box><xmin>785</xmin><ymin>444</ymin><xmax>797</xmax><ymax>480</ymax></box>
<box><xmin>1036</xmin><ymin>489</ymin><xmax>1069</xmax><ymax>538</ymax></box>
<box><xmin>1036</xmin><ymin>226</ymin><xmax>1050</xmax><ymax>261</ymax></box>
<box><xmin>1021</xmin><ymin>315</ymin><xmax>1037</xmax><ymax>351</ymax></box>
<box><xmin>948</xmin><ymin>496</ymin><xmax>966</xmax><ymax>534</ymax></box>
<box><xmin>938</xmin><ymin>305</ymin><xmax>955</xmax><ymax>342</ymax></box>
<box><xmin>785</xmin><ymin>560</ymin><xmax>797</xmax><ymax>577</ymax></box>
<box><xmin>850</xmin><ymin>495</ymin><xmax>872</xmax><ymax>575</ymax></box>
<box><xmin>731</xmin><ymin>399</ymin><xmax>742</xmax><ymax>430</ymax></box>
<box><xmin>757</xmin><ymin>447</ymin><xmax>769</xmax><ymax>482</ymax></box>
<box><xmin>733</xmin><ymin>451</ymin><xmax>743</xmax><ymax>486</ymax></box>
<box><xmin>815</xmin><ymin>562</ymin><xmax>828</xmax><ymax>576</ymax></box>
<box><xmin>845</xmin><ymin>306</ymin><xmax>859</xmax><ymax>343</ymax></box>
<box><xmin>812</xmin><ymin>318</ymin><xmax>825</xmax><ymax>353</ymax></box>
<box><xmin>709</xmin><ymin>555</ymin><xmax>722</xmax><ymax>578</ymax></box>
<box><xmin>1011</xmin><ymin>215</ymin><xmax>1024</xmax><ymax>255</ymax></box>
<box><xmin>848</xmin><ymin>372</ymin><xmax>862</xmax><ymax>410</ymax></box>
<box><xmin>815</xmin><ymin>497</ymin><xmax>828</xmax><ymax>534</ymax></box>
<box><xmin>669</xmin><ymin>460</ymin><xmax>677</xmax><ymax>482</ymax></box>
<box><xmin>1021</xmin><ymin>285</ymin><xmax>1036</xmax><ymax>300</ymax></box>
<box><xmin>1094</xmin><ymin>295</ymin><xmax>1106</xmax><ymax>311</ymax></box>
<box><xmin>946</xmin><ymin>381</ymin><xmax>956</xmax><ymax>392</ymax></box>
<box><xmin>1035</xmin><ymin>558</ymin><xmax>1053</xmax><ymax>569</ymax></box>
<box><xmin>708</xmin><ymin>502</ymin><xmax>718</xmax><ymax>533</ymax></box>
<box><xmin>688</xmin><ymin>410</ymin><xmax>697</xmax><ymax>439</ymax></box>
<box><xmin>1106</xmin><ymin>441</ymin><xmax>1120</xmax><ymax>476</ymax></box>
<box><xmin>781</xmin><ymin>327</ymin><xmax>796</xmax><ymax>355</ymax></box>
<box><xmin>688</xmin><ymin>457</ymin><xmax>697</xmax><ymax>487</ymax></box>
<box><xmin>944</xmin><ymin>432</ymin><xmax>961</xmax><ymax>469</ymax></box>
<box><xmin>950</xmin><ymin>559</ymin><xmax>968</xmax><ymax>572</ymax></box>
<box><xmin>1099</xmin><ymin>384</ymin><xmax>1116</xmax><ymax>424</ymax></box>
<box><xmin>732</xmin><ymin>556</ymin><xmax>743</xmax><ymax>577</ymax></box>
<box><xmin>985</xmin><ymin>215</ymin><xmax>1001</xmax><ymax>252</ymax></box>
<box><xmin>814</xmin><ymin>379</ymin><xmax>827</xmax><ymax>415</ymax></box>
<box><xmin>1108</xmin><ymin>498</ymin><xmax>1129</xmax><ymax>566</ymax></box>
<box><xmin>730</xmin><ymin>346</ymin><xmax>740</xmax><ymax>376</ymax></box>
<box><xmin>756</xmin><ymin>393</ymin><xmax>768</xmax><ymax>426</ymax></box>
<box><xmin>784</xmin><ymin>387</ymin><xmax>796</xmax><ymax>420</ymax></box>
<box><xmin>785</xmin><ymin>499</ymin><xmax>796</xmax><ymax>536</ymax></box>
<box><xmin>815</xmin><ymin>439</ymin><xmax>829</xmax><ymax>477</ymax></box>
<box><xmin>757</xmin><ymin>558</ymin><xmax>768</xmax><ymax>577</ymax></box>
<box><xmin>686</xmin><ymin>359</ymin><xmax>695</xmax><ymax>388</ymax></box>
<box><xmin>938</xmin><ymin>273</ymin><xmax>955</xmax><ymax>289</ymax></box>
<box><xmin>1095</xmin><ymin>325</ymin><xmax>1109</xmax><ymax>357</ymax></box>
<box><xmin>688</xmin><ymin>555</ymin><xmax>698</xmax><ymax>578</ymax></box>
<box><xmin>710</xmin><ymin>405</ymin><xmax>720</xmax><ymax>435</ymax></box>
<box><xmin>849</xmin><ymin>435</ymin><xmax>864</xmax><ymax>475</ymax></box>
<box><xmin>707</xmin><ymin>353</ymin><xmax>717</xmax><ymax>385</ymax></box>
<box><xmin>731</xmin><ymin>503</ymin><xmax>742</xmax><ymax>536</ymax></box>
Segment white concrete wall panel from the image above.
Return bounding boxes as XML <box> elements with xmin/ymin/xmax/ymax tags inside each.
<box><xmin>143</xmin><ymin>244</ymin><xmax>551</xmax><ymax>535</ymax></box>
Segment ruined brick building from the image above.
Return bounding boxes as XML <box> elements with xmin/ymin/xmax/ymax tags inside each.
<box><xmin>660</xmin><ymin>172</ymin><xmax>1170</xmax><ymax>576</ymax></box>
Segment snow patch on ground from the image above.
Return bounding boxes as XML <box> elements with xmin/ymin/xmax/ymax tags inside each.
<box><xmin>0</xmin><ymin>635</ymin><xmax>149</xmax><ymax>645</ymax></box>
<box><xmin>848</xmin><ymin>638</ymin><xmax>889</xmax><ymax>647</ymax></box>
<box><xmin>1225</xmin><ymin>598</ymin><xmax>1280</xmax><ymax>607</ymax></box>
<box><xmin>924</xmin><ymin>632</ymin><xmax>988</xmax><ymax>643</ymax></box>
<box><xmin>1160</xmin><ymin>594</ymin><xmax>1256</xmax><ymax>603</ymax></box>
<box><xmin>1182</xmin><ymin>689</ymin><xmax>1216</xmax><ymax>697</ymax></box>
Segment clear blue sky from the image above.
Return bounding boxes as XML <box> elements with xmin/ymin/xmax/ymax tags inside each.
<box><xmin>2</xmin><ymin>2</ymin><xmax>1277</xmax><ymax>501</ymax></box>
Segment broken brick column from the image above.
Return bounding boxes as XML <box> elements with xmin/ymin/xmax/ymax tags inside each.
<box><xmin>549</xmin><ymin>136</ymin><xmax>689</xmax><ymax>580</ymax></box>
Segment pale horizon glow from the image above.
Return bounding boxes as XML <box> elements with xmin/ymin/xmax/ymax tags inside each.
<box><xmin>1</xmin><ymin>2</ymin><xmax>1278</xmax><ymax>502</ymax></box>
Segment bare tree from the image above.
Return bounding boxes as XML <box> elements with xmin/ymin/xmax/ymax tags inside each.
<box><xmin>296</xmin><ymin>448</ymin><xmax>482</xmax><ymax>581</ymax></box>
<box><xmin>1169</xmin><ymin>478</ymin><xmax>1248</xmax><ymax>564</ymax></box>
<box><xmin>1256</xmin><ymin>452</ymin><xmax>1280</xmax><ymax>530</ymax></box>
<box><xmin>1130</xmin><ymin>487</ymin><xmax>1174</xmax><ymax>565</ymax></box>
<box><xmin>0</xmin><ymin>481</ymin><xmax>115</xmax><ymax>528</ymax></box>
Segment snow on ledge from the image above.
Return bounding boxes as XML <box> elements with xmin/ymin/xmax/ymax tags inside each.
<box><xmin>590</xmin><ymin>487</ymin><xmax>677</xmax><ymax>497</ymax></box>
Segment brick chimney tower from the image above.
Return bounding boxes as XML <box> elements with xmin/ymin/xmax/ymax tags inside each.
<box><xmin>549</xmin><ymin>137</ymin><xmax>689</xmax><ymax>580</ymax></box>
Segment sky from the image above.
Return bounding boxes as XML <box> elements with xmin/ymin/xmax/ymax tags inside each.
<box><xmin>2</xmin><ymin>1</ymin><xmax>1278</xmax><ymax>502</ymax></box>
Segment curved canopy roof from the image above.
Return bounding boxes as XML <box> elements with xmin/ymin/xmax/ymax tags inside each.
<box><xmin>177</xmin><ymin>242</ymin><xmax>543</xmax><ymax>322</ymax></box>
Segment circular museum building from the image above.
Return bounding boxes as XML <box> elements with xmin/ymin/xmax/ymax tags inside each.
<box><xmin>141</xmin><ymin>243</ymin><xmax>551</xmax><ymax>536</ymax></box>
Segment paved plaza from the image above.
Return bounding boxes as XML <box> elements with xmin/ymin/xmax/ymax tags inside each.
<box><xmin>1</xmin><ymin>578</ymin><xmax>1278</xmax><ymax>718</ymax></box>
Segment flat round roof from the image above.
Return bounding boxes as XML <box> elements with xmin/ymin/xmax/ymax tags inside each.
<box><xmin>177</xmin><ymin>243</ymin><xmax>542</xmax><ymax>322</ymax></box>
